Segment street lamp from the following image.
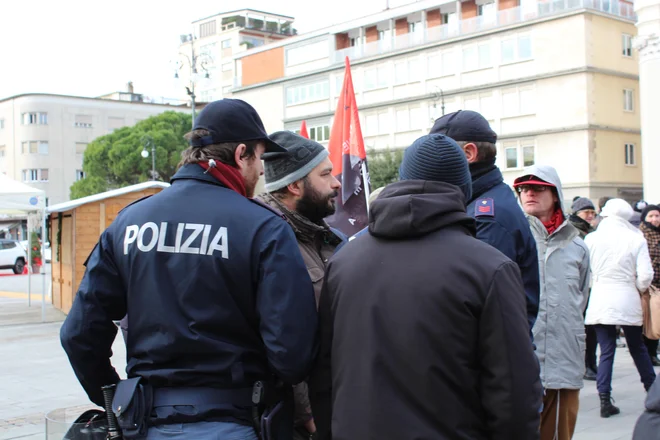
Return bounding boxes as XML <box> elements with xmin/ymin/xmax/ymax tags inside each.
<box><xmin>174</xmin><ymin>33</ymin><xmax>213</xmax><ymax>128</ymax></box>
<box><xmin>141</xmin><ymin>137</ymin><xmax>156</xmax><ymax>181</ymax></box>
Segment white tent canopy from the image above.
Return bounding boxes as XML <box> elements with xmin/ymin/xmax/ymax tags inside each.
<box><xmin>0</xmin><ymin>173</ymin><xmax>48</xmax><ymax>320</ymax></box>
<box><xmin>0</xmin><ymin>173</ymin><xmax>46</xmax><ymax>215</ymax></box>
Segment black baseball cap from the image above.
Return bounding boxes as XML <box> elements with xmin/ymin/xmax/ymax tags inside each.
<box><xmin>430</xmin><ymin>110</ymin><xmax>497</xmax><ymax>144</ymax></box>
<box><xmin>190</xmin><ymin>99</ymin><xmax>286</xmax><ymax>153</ymax></box>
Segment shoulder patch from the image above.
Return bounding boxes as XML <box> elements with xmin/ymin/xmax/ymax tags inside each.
<box><xmin>118</xmin><ymin>195</ymin><xmax>153</xmax><ymax>215</ymax></box>
<box><xmin>474</xmin><ymin>198</ymin><xmax>495</xmax><ymax>217</ymax></box>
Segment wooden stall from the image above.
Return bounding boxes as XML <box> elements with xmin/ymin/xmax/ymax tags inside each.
<box><xmin>47</xmin><ymin>182</ymin><xmax>169</xmax><ymax>313</ymax></box>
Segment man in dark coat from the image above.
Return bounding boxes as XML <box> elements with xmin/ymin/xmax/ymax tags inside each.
<box><xmin>309</xmin><ymin>134</ymin><xmax>542</xmax><ymax>440</ymax></box>
<box><xmin>634</xmin><ymin>377</ymin><xmax>660</xmax><ymax>439</ymax></box>
<box><xmin>431</xmin><ymin>110</ymin><xmax>540</xmax><ymax>335</ymax></box>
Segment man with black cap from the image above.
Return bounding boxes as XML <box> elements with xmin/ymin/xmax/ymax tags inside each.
<box><xmin>255</xmin><ymin>131</ymin><xmax>346</xmax><ymax>440</ymax></box>
<box><xmin>310</xmin><ymin>133</ymin><xmax>542</xmax><ymax>440</ymax></box>
<box><xmin>430</xmin><ymin>110</ymin><xmax>540</xmax><ymax>336</ymax></box>
<box><xmin>60</xmin><ymin>99</ymin><xmax>318</xmax><ymax>439</ymax></box>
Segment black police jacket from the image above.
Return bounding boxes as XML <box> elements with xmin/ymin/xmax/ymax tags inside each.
<box><xmin>60</xmin><ymin>164</ymin><xmax>318</xmax><ymax>419</ymax></box>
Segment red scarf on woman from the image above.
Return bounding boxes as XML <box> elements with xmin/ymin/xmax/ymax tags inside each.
<box><xmin>198</xmin><ymin>161</ymin><xmax>246</xmax><ymax>197</ymax></box>
<box><xmin>543</xmin><ymin>209</ymin><xmax>564</xmax><ymax>235</ymax></box>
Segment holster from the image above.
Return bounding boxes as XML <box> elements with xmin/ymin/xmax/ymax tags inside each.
<box><xmin>252</xmin><ymin>381</ymin><xmax>290</xmax><ymax>440</ymax></box>
<box><xmin>111</xmin><ymin>377</ymin><xmax>153</xmax><ymax>440</ymax></box>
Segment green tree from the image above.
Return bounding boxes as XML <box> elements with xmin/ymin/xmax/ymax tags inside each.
<box><xmin>367</xmin><ymin>148</ymin><xmax>405</xmax><ymax>190</ymax></box>
<box><xmin>70</xmin><ymin>111</ymin><xmax>192</xmax><ymax>199</ymax></box>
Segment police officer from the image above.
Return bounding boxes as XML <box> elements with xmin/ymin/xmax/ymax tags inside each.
<box><xmin>431</xmin><ymin>110</ymin><xmax>540</xmax><ymax>334</ymax></box>
<box><xmin>60</xmin><ymin>99</ymin><xmax>318</xmax><ymax>440</ymax></box>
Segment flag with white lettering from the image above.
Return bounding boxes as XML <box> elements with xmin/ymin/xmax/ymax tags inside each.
<box><xmin>325</xmin><ymin>57</ymin><xmax>370</xmax><ymax>237</ymax></box>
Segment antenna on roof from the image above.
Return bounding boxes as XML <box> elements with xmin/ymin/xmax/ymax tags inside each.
<box><xmin>385</xmin><ymin>0</ymin><xmax>390</xmax><ymax>9</ymax></box>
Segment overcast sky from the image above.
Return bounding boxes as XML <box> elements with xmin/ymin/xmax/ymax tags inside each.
<box><xmin>0</xmin><ymin>0</ymin><xmax>417</xmax><ymax>102</ymax></box>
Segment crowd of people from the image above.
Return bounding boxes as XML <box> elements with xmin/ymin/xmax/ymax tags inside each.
<box><xmin>59</xmin><ymin>99</ymin><xmax>660</xmax><ymax>440</ymax></box>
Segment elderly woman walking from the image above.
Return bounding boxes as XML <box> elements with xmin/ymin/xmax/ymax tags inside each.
<box><xmin>640</xmin><ymin>204</ymin><xmax>660</xmax><ymax>366</ymax></box>
<box><xmin>585</xmin><ymin>198</ymin><xmax>657</xmax><ymax>418</ymax></box>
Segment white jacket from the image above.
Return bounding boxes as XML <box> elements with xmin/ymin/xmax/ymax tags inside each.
<box><xmin>584</xmin><ymin>199</ymin><xmax>654</xmax><ymax>326</ymax></box>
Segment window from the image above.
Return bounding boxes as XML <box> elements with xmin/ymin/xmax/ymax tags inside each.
<box><xmin>523</xmin><ymin>145</ymin><xmax>535</xmax><ymax>166</ymax></box>
<box><xmin>286</xmin><ymin>81</ymin><xmax>330</xmax><ymax>106</ymax></box>
<box><xmin>22</xmin><ymin>112</ymin><xmax>48</xmax><ymax>125</ymax></box>
<box><xmin>286</xmin><ymin>41</ymin><xmax>329</xmax><ymax>67</ymax></box>
<box><xmin>463</xmin><ymin>43</ymin><xmax>492</xmax><ymax>71</ymax></box>
<box><xmin>241</xmin><ymin>36</ymin><xmax>265</xmax><ymax>48</ymax></box>
<box><xmin>428</xmin><ymin>51</ymin><xmax>456</xmax><ymax>77</ymax></box>
<box><xmin>378</xmin><ymin>30</ymin><xmax>385</xmax><ymax>40</ymax></box>
<box><xmin>394</xmin><ymin>58</ymin><xmax>421</xmax><ymax>84</ymax></box>
<box><xmin>622</xmin><ymin>34</ymin><xmax>633</xmax><ymax>57</ymax></box>
<box><xmin>22</xmin><ymin>169</ymin><xmax>48</xmax><ymax>182</ymax></box>
<box><xmin>408</xmin><ymin>22</ymin><xmax>417</xmax><ymax>33</ymax></box>
<box><xmin>625</xmin><ymin>143</ymin><xmax>635</xmax><ymax>165</ymax></box>
<box><xmin>221</xmin><ymin>39</ymin><xmax>232</xmax><ymax>49</ymax></box>
<box><xmin>0</xmin><ymin>119</ymin><xmax>4</xmax><ymax>129</ymax></box>
<box><xmin>76</xmin><ymin>170</ymin><xmax>85</xmax><ymax>181</ymax></box>
<box><xmin>76</xmin><ymin>143</ymin><xmax>88</xmax><ymax>154</ymax></box>
<box><xmin>74</xmin><ymin>115</ymin><xmax>93</xmax><ymax>128</ymax></box>
<box><xmin>309</xmin><ymin>125</ymin><xmax>331</xmax><ymax>142</ymax></box>
<box><xmin>501</xmin><ymin>35</ymin><xmax>532</xmax><ymax>64</ymax></box>
<box><xmin>395</xmin><ymin>106</ymin><xmax>423</xmax><ymax>132</ymax></box>
<box><xmin>503</xmin><ymin>141</ymin><xmax>535</xmax><ymax>169</ymax></box>
<box><xmin>199</xmin><ymin>20</ymin><xmax>216</xmax><ymax>38</ymax></box>
<box><xmin>624</xmin><ymin>89</ymin><xmax>634</xmax><ymax>111</ymax></box>
<box><xmin>0</xmin><ymin>145</ymin><xmax>5</xmax><ymax>157</ymax></box>
<box><xmin>20</xmin><ymin>141</ymin><xmax>48</xmax><ymax>155</ymax></box>
<box><xmin>462</xmin><ymin>93</ymin><xmax>495</xmax><ymax>120</ymax></box>
<box><xmin>502</xmin><ymin>86</ymin><xmax>536</xmax><ymax>117</ymax></box>
<box><xmin>505</xmin><ymin>147</ymin><xmax>518</xmax><ymax>169</ymax></box>
<box><xmin>364</xmin><ymin>65</ymin><xmax>389</xmax><ymax>90</ymax></box>
<box><xmin>222</xmin><ymin>63</ymin><xmax>232</xmax><ymax>72</ymax></box>
<box><xmin>364</xmin><ymin>112</ymin><xmax>390</xmax><ymax>136</ymax></box>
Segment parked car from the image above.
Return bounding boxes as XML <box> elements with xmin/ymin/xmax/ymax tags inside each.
<box><xmin>0</xmin><ymin>239</ymin><xmax>27</xmax><ymax>274</ymax></box>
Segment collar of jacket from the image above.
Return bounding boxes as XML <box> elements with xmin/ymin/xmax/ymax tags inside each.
<box><xmin>569</xmin><ymin>214</ymin><xmax>593</xmax><ymax>236</ymax></box>
<box><xmin>257</xmin><ymin>192</ymin><xmax>340</xmax><ymax>245</ymax></box>
<box><xmin>170</xmin><ymin>163</ymin><xmax>230</xmax><ymax>188</ymax></box>
<box><xmin>469</xmin><ymin>165</ymin><xmax>503</xmax><ymax>202</ymax></box>
<box><xmin>528</xmin><ymin>214</ymin><xmax>578</xmax><ymax>243</ymax></box>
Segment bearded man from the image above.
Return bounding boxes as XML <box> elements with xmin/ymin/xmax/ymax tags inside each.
<box><xmin>257</xmin><ymin>130</ymin><xmax>346</xmax><ymax>440</ymax></box>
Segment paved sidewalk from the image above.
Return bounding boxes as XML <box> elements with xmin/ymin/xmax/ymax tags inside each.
<box><xmin>0</xmin><ymin>292</ymin><xmax>654</xmax><ymax>439</ymax></box>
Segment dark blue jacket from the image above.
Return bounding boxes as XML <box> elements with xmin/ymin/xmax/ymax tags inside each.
<box><xmin>60</xmin><ymin>164</ymin><xmax>318</xmax><ymax>415</ymax></box>
<box><xmin>468</xmin><ymin>167</ymin><xmax>540</xmax><ymax>333</ymax></box>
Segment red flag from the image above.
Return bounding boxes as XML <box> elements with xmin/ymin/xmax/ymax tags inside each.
<box><xmin>325</xmin><ymin>57</ymin><xmax>371</xmax><ymax>237</ymax></box>
<box><xmin>299</xmin><ymin>120</ymin><xmax>309</xmax><ymax>139</ymax></box>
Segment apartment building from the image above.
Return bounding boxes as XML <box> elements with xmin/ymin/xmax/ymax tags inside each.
<box><xmin>176</xmin><ymin>9</ymin><xmax>296</xmax><ymax>103</ymax></box>
<box><xmin>0</xmin><ymin>92</ymin><xmax>192</xmax><ymax>205</ymax></box>
<box><xmin>230</xmin><ymin>0</ymin><xmax>641</xmax><ymax>204</ymax></box>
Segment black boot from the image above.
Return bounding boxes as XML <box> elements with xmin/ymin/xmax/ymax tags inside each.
<box><xmin>599</xmin><ymin>393</ymin><xmax>620</xmax><ymax>418</ymax></box>
<box><xmin>584</xmin><ymin>367</ymin><xmax>597</xmax><ymax>381</ymax></box>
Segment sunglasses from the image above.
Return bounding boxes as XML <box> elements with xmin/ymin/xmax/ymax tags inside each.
<box><xmin>516</xmin><ymin>184</ymin><xmax>549</xmax><ymax>194</ymax></box>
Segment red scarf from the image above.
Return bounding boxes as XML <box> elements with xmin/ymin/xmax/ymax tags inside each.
<box><xmin>198</xmin><ymin>161</ymin><xmax>246</xmax><ymax>197</ymax></box>
<box><xmin>543</xmin><ymin>209</ymin><xmax>564</xmax><ymax>235</ymax></box>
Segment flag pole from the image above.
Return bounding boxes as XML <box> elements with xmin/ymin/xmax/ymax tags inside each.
<box><xmin>361</xmin><ymin>161</ymin><xmax>371</xmax><ymax>215</ymax></box>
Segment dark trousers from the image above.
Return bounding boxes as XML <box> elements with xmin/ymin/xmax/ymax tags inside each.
<box><xmin>594</xmin><ymin>325</ymin><xmax>656</xmax><ymax>394</ymax></box>
<box><xmin>585</xmin><ymin>325</ymin><xmax>598</xmax><ymax>371</ymax></box>
<box><xmin>644</xmin><ymin>335</ymin><xmax>659</xmax><ymax>359</ymax></box>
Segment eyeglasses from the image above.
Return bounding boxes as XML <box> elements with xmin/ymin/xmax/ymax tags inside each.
<box><xmin>516</xmin><ymin>184</ymin><xmax>549</xmax><ymax>194</ymax></box>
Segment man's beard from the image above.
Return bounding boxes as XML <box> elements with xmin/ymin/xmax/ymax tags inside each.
<box><xmin>296</xmin><ymin>180</ymin><xmax>338</xmax><ymax>224</ymax></box>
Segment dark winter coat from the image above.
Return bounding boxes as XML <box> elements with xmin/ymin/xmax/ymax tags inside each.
<box><xmin>309</xmin><ymin>180</ymin><xmax>542</xmax><ymax>440</ymax></box>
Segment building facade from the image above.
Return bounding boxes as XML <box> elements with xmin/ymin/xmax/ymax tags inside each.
<box><xmin>230</xmin><ymin>0</ymin><xmax>641</xmax><ymax>204</ymax></box>
<box><xmin>176</xmin><ymin>9</ymin><xmax>296</xmax><ymax>104</ymax></box>
<box><xmin>0</xmin><ymin>93</ymin><xmax>191</xmax><ymax>205</ymax></box>
<box><xmin>635</xmin><ymin>0</ymin><xmax>660</xmax><ymax>203</ymax></box>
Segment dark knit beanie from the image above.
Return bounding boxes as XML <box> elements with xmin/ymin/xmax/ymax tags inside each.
<box><xmin>262</xmin><ymin>131</ymin><xmax>329</xmax><ymax>192</ymax></box>
<box><xmin>399</xmin><ymin>134</ymin><xmax>472</xmax><ymax>201</ymax></box>
<box><xmin>571</xmin><ymin>197</ymin><xmax>595</xmax><ymax>214</ymax></box>
<box><xmin>641</xmin><ymin>204</ymin><xmax>660</xmax><ymax>224</ymax></box>
<box><xmin>430</xmin><ymin>110</ymin><xmax>497</xmax><ymax>143</ymax></box>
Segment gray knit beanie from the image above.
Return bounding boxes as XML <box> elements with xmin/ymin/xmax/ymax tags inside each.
<box><xmin>571</xmin><ymin>197</ymin><xmax>595</xmax><ymax>214</ymax></box>
<box><xmin>262</xmin><ymin>131</ymin><xmax>329</xmax><ymax>192</ymax></box>
<box><xmin>399</xmin><ymin>134</ymin><xmax>472</xmax><ymax>201</ymax></box>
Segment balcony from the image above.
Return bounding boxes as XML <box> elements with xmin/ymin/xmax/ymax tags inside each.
<box><xmin>221</xmin><ymin>15</ymin><xmax>297</xmax><ymax>36</ymax></box>
<box><xmin>332</xmin><ymin>0</ymin><xmax>635</xmax><ymax>64</ymax></box>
